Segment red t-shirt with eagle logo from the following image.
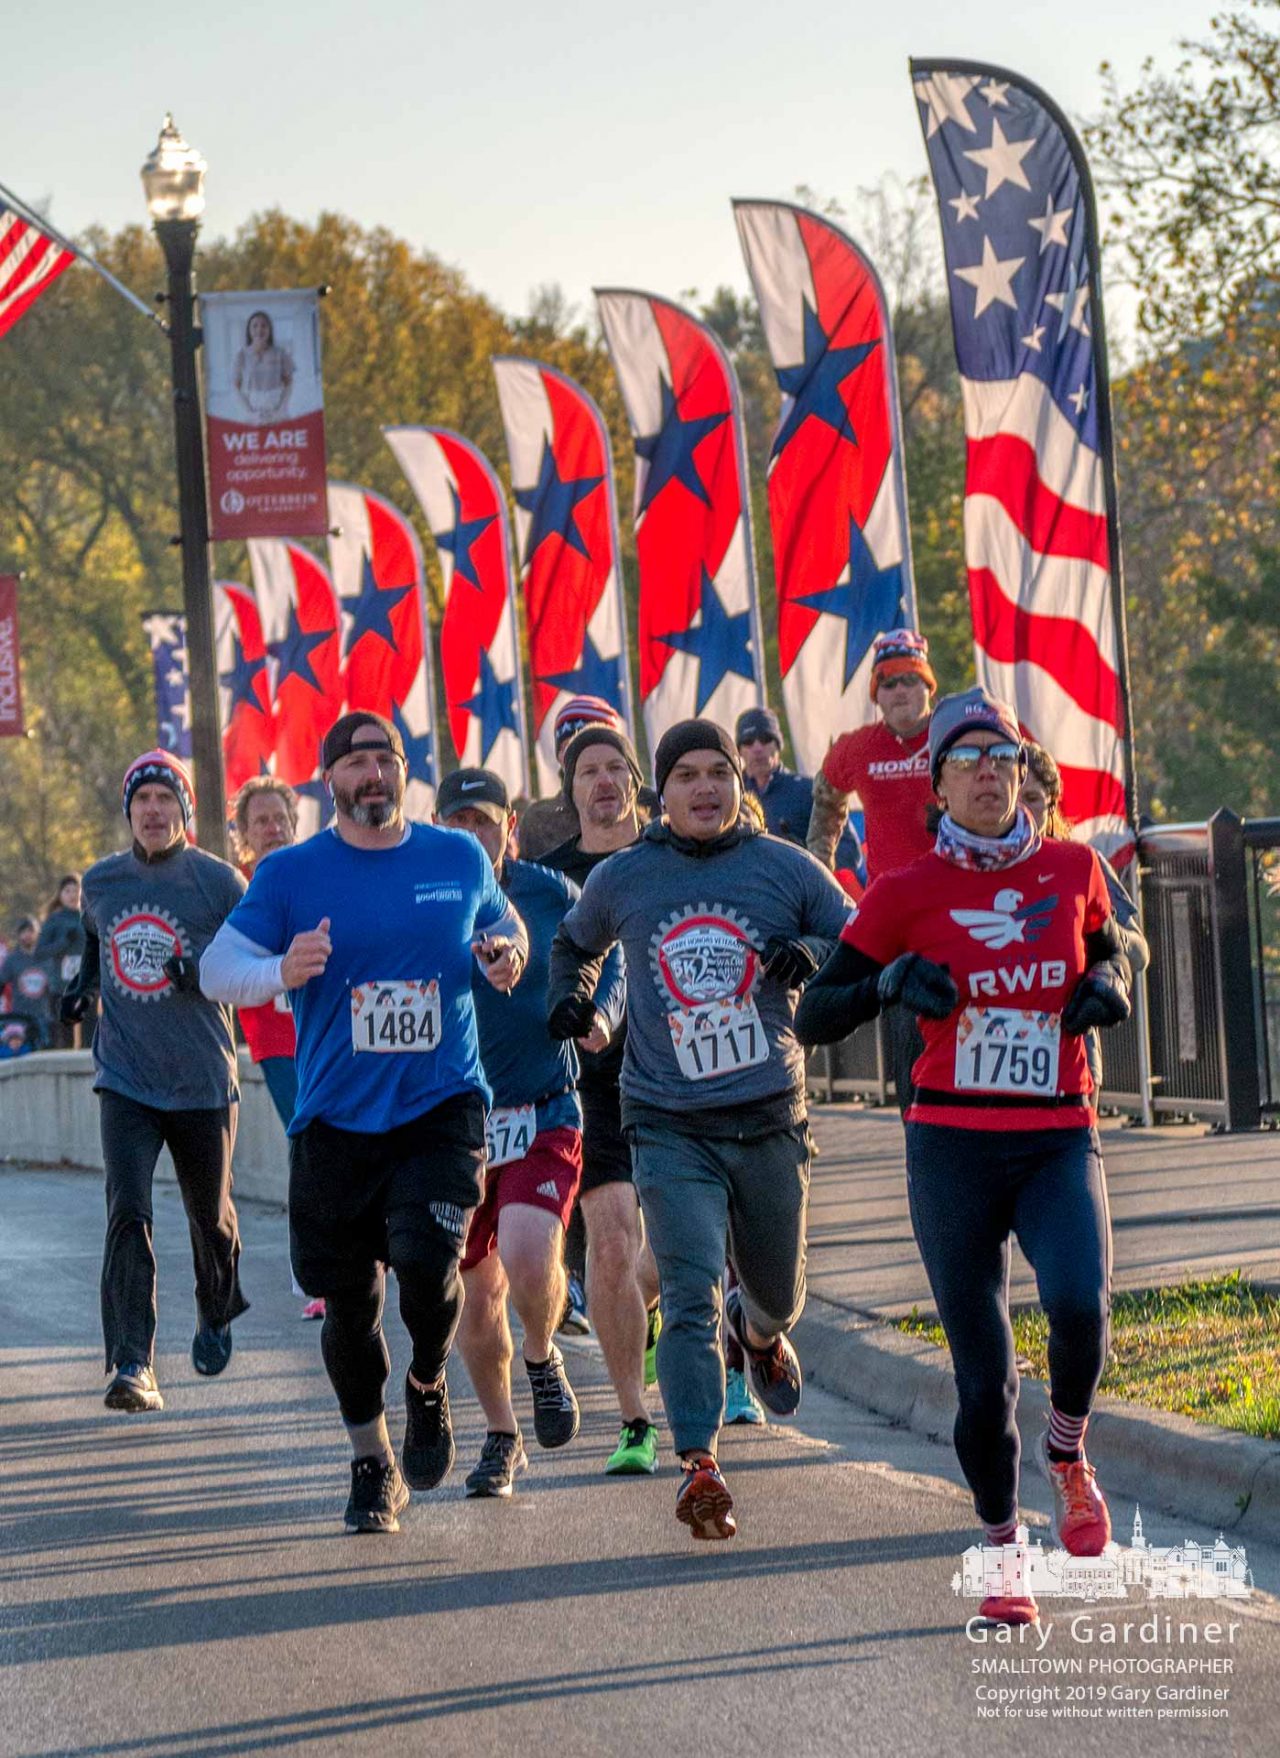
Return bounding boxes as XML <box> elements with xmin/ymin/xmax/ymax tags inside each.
<box><xmin>843</xmin><ymin>836</ymin><xmax>1112</xmax><ymax>1131</ymax></box>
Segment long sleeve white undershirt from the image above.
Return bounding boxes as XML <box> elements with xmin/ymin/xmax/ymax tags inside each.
<box><xmin>200</xmin><ymin>923</ymin><xmax>288</xmax><ymax>1008</ymax></box>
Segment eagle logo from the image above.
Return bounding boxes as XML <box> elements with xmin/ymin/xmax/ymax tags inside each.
<box><xmin>950</xmin><ymin>889</ymin><xmax>1058</xmax><ymax>950</ymax></box>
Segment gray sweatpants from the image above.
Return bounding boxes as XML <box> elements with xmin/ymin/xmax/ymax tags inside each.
<box><xmin>630</xmin><ymin>1119</ymin><xmax>810</xmax><ymax>1453</ymax></box>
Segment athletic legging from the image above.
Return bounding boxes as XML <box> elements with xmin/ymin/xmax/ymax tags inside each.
<box><xmin>903</xmin><ymin>1122</ymin><xmax>1111</xmax><ymax>1526</ymax></box>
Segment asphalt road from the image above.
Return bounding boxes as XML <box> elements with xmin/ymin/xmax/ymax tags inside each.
<box><xmin>2</xmin><ymin>1167</ymin><xmax>1278</xmax><ymax>1758</ymax></box>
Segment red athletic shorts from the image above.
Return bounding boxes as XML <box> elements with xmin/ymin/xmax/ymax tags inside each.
<box><xmin>461</xmin><ymin>1125</ymin><xmax>583</xmax><ymax>1271</ymax></box>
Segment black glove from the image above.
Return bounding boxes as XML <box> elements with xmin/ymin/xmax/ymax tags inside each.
<box><xmin>60</xmin><ymin>992</ymin><xmax>91</xmax><ymax>1024</ymax></box>
<box><xmin>163</xmin><ymin>954</ymin><xmax>202</xmax><ymax>994</ymax></box>
<box><xmin>547</xmin><ymin>994</ymin><xmax>599</xmax><ymax>1041</ymax></box>
<box><xmin>877</xmin><ymin>953</ymin><xmax>958</xmax><ymax>1020</ymax></box>
<box><xmin>1062</xmin><ymin>960</ymin><xmax>1131</xmax><ymax>1035</ymax></box>
<box><xmin>760</xmin><ymin>936</ymin><xmax>820</xmax><ymax>988</ymax></box>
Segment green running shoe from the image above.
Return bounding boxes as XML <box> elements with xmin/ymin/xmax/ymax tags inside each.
<box><xmin>644</xmin><ymin>1304</ymin><xmax>662</xmax><ymax>1388</ymax></box>
<box><xmin>605</xmin><ymin>1417</ymin><xmax>658</xmax><ymax>1475</ymax></box>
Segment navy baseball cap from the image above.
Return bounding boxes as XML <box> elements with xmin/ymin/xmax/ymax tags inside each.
<box><xmin>435</xmin><ymin>768</ymin><xmax>511</xmax><ymax>824</ymax></box>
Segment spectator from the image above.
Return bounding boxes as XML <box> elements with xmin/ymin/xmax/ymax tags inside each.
<box><xmin>38</xmin><ymin>874</ymin><xmax>85</xmax><ymax>1049</ymax></box>
<box><xmin>0</xmin><ymin>917</ymin><xmax>54</xmax><ymax>1048</ymax></box>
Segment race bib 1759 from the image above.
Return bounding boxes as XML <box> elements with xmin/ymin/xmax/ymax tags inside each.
<box><xmin>954</xmin><ymin>1006</ymin><xmax>1060</xmax><ymax>1096</ymax></box>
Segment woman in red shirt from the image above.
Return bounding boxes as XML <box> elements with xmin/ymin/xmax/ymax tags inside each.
<box><xmin>796</xmin><ymin>689</ymin><xmax>1134</xmax><ymax>1628</ymax></box>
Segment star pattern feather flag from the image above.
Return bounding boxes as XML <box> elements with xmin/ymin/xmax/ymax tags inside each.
<box><xmin>327</xmin><ymin>482</ymin><xmax>439</xmax><ymax>819</ymax></box>
<box><xmin>384</xmin><ymin>426</ymin><xmax>528</xmax><ymax>799</ymax></box>
<box><xmin>248</xmin><ymin>538</ymin><xmax>344</xmax><ymax>835</ymax></box>
<box><xmin>215</xmin><ymin>581</ymin><xmax>276</xmax><ymax>795</ymax></box>
<box><xmin>912</xmin><ymin>60</ymin><xmax>1132</xmax><ymax>853</ymax></box>
<box><xmin>596</xmin><ymin>289</ymin><xmax>764</xmax><ymax>753</ymax></box>
<box><xmin>492</xmin><ymin>356</ymin><xmax>634</xmax><ymax>796</ymax></box>
<box><xmin>733</xmin><ymin>201</ymin><xmax>916</xmax><ymax>777</ymax></box>
<box><xmin>0</xmin><ymin>200</ymin><xmax>75</xmax><ymax>340</ymax></box>
<box><xmin>141</xmin><ymin>613</ymin><xmax>193</xmax><ymax>760</ymax></box>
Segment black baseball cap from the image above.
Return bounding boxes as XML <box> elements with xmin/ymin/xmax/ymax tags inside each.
<box><xmin>435</xmin><ymin>767</ymin><xmax>511</xmax><ymax>824</ymax></box>
<box><xmin>321</xmin><ymin>711</ymin><xmax>405</xmax><ymax>772</ymax></box>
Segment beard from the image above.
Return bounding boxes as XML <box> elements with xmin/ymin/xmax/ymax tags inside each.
<box><xmin>334</xmin><ymin>776</ymin><xmax>404</xmax><ymax>827</ymax></box>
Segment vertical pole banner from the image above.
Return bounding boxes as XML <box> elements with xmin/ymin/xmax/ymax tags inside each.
<box><xmin>492</xmin><ymin>357</ymin><xmax>634</xmax><ymax>796</ymax></box>
<box><xmin>596</xmin><ymin>289</ymin><xmax>764</xmax><ymax>754</ymax></box>
<box><xmin>248</xmin><ymin>538</ymin><xmax>344</xmax><ymax>837</ymax></box>
<box><xmin>0</xmin><ymin>576</ymin><xmax>24</xmax><ymax>737</ymax></box>
<box><xmin>326</xmin><ymin>483</ymin><xmax>439</xmax><ymax>818</ymax></box>
<box><xmin>215</xmin><ymin>582</ymin><xmax>276</xmax><ymax>795</ymax></box>
<box><xmin>910</xmin><ymin>62</ymin><xmax>1134</xmax><ymax>856</ymax></box>
<box><xmin>384</xmin><ymin>427</ymin><xmax>529</xmax><ymax>799</ymax></box>
<box><xmin>733</xmin><ymin>202</ymin><xmax>916</xmax><ymax>776</ymax></box>
<box><xmin>141</xmin><ymin>612</ymin><xmax>193</xmax><ymax>758</ymax></box>
<box><xmin>201</xmin><ymin>290</ymin><xmax>329</xmax><ymax>541</ymax></box>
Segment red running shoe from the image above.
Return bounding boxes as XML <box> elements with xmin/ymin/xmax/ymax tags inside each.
<box><xmin>1038</xmin><ymin>1434</ymin><xmax>1112</xmax><ymax>1556</ymax></box>
<box><xmin>978</xmin><ymin>1594</ymin><xmax>1039</xmax><ymax>1626</ymax></box>
<box><xmin>676</xmin><ymin>1453</ymin><xmax>737</xmax><ymax>1541</ymax></box>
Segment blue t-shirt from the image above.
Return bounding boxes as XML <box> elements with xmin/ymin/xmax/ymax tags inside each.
<box><xmin>225</xmin><ymin>824</ymin><xmax>518</xmax><ymax>1135</ymax></box>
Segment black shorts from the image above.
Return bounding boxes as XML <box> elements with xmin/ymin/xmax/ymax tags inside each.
<box><xmin>289</xmin><ymin>1090</ymin><xmax>486</xmax><ymax>1296</ymax></box>
<box><xmin>578</xmin><ymin>1078</ymin><xmax>635</xmax><ymax>1196</ymax></box>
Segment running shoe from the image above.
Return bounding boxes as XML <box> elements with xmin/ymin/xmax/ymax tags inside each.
<box><xmin>675</xmin><ymin>1453</ymin><xmax>736</xmax><ymax>1541</ymax></box>
<box><xmin>1037</xmin><ymin>1433</ymin><xmax>1112</xmax><ymax>1556</ymax></box>
<box><xmin>301</xmin><ymin>1298</ymin><xmax>326</xmax><ymax>1321</ymax></box>
<box><xmin>465</xmin><ymin>1429</ymin><xmax>528</xmax><ymax>1498</ymax></box>
<box><xmin>978</xmin><ymin>1594</ymin><xmax>1039</xmax><ymax>1626</ymax></box>
<box><xmin>104</xmin><ymin>1362</ymin><xmax>164</xmax><ymax>1412</ymax></box>
<box><xmin>525</xmin><ymin>1344</ymin><xmax>580</xmax><ymax>1448</ymax></box>
<box><xmin>605</xmin><ymin>1418</ymin><xmax>658</xmax><ymax>1476</ymax></box>
<box><xmin>724</xmin><ymin>1287</ymin><xmax>802</xmax><ymax>1417</ymax></box>
<box><xmin>724</xmin><ymin>1366</ymin><xmax>766</xmax><ymax>1426</ymax></box>
<box><xmin>191</xmin><ymin>1323</ymin><xmax>233</xmax><ymax>1377</ymax></box>
<box><xmin>644</xmin><ymin>1304</ymin><xmax>662</xmax><ymax>1388</ymax></box>
<box><xmin>344</xmin><ymin>1456</ymin><xmax>410</xmax><ymax>1533</ymax></box>
<box><xmin>402</xmin><ymin>1373</ymin><xmax>455</xmax><ymax>1490</ymax></box>
<box><xmin>558</xmin><ymin>1271</ymin><xmax>591</xmax><ymax>1336</ymax></box>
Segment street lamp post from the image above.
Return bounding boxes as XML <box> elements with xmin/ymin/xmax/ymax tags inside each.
<box><xmin>141</xmin><ymin>116</ymin><xmax>226</xmax><ymax>859</ymax></box>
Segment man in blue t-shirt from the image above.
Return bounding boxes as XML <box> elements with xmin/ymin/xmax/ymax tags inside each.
<box><xmin>435</xmin><ymin>768</ymin><xmax>632</xmax><ymax>1496</ymax></box>
<box><xmin>201</xmin><ymin>712</ymin><xmax>528</xmax><ymax>1535</ymax></box>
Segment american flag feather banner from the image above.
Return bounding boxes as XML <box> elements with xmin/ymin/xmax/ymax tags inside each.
<box><xmin>215</xmin><ymin>582</ymin><xmax>276</xmax><ymax>795</ymax></box>
<box><xmin>0</xmin><ymin>199</ymin><xmax>74</xmax><ymax>340</ymax></box>
<box><xmin>596</xmin><ymin>289</ymin><xmax>764</xmax><ymax>754</ymax></box>
<box><xmin>912</xmin><ymin>60</ymin><xmax>1135</xmax><ymax>855</ymax></box>
<box><xmin>384</xmin><ymin>426</ymin><xmax>528</xmax><ymax>799</ymax></box>
<box><xmin>141</xmin><ymin>614</ymin><xmax>192</xmax><ymax>760</ymax></box>
<box><xmin>492</xmin><ymin>357</ymin><xmax>634</xmax><ymax>795</ymax></box>
<box><xmin>327</xmin><ymin>482</ymin><xmax>439</xmax><ymax>818</ymax></box>
<box><xmin>733</xmin><ymin>201</ymin><xmax>916</xmax><ymax>777</ymax></box>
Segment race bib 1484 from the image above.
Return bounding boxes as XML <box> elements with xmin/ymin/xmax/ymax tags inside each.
<box><xmin>351</xmin><ymin>979</ymin><xmax>442</xmax><ymax>1054</ymax></box>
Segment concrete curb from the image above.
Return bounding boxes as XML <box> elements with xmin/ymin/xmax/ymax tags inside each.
<box><xmin>793</xmin><ymin>1293</ymin><xmax>1280</xmax><ymax>1542</ymax></box>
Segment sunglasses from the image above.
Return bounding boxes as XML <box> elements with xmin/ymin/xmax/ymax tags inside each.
<box><xmin>942</xmin><ymin>740</ymin><xmax>1023</xmax><ymax>770</ymax></box>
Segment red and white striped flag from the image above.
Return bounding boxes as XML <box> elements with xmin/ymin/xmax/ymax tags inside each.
<box><xmin>0</xmin><ymin>200</ymin><xmax>74</xmax><ymax>340</ymax></box>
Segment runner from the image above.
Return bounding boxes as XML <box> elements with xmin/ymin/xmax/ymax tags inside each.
<box><xmin>0</xmin><ymin>916</ymin><xmax>54</xmax><ymax>1048</ymax></box>
<box><xmin>201</xmin><ymin>712</ymin><xmax>529</xmax><ymax>1534</ymax></box>
<box><xmin>806</xmin><ymin>629</ymin><xmax>939</xmax><ymax>1109</ymax></box>
<box><xmin>37</xmin><ymin>875</ymin><xmax>86</xmax><ymax>1048</ymax></box>
<box><xmin>541</xmin><ymin>724</ymin><xmax>665</xmax><ymax>1474</ymax></box>
<box><xmin>548</xmin><ymin>718</ymin><xmax>852</xmax><ymax>1540</ymax></box>
<box><xmin>434</xmin><ymin>768</ymin><xmax>626</xmax><ymax>1494</ymax></box>
<box><xmin>736</xmin><ymin>706</ymin><xmax>863</xmax><ymax>880</ymax></box>
<box><xmin>60</xmin><ymin>751</ymin><xmax>248</xmax><ymax>1413</ymax></box>
<box><xmin>795</xmin><ymin>689</ymin><xmax>1134</xmax><ymax>1625</ymax></box>
<box><xmin>518</xmin><ymin>695</ymin><xmax>660</xmax><ymax>862</ymax></box>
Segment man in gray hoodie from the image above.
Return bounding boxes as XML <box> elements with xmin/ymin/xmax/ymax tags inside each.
<box><xmin>548</xmin><ymin>719</ymin><xmax>851</xmax><ymax>1542</ymax></box>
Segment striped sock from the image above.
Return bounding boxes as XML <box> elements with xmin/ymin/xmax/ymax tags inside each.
<box><xmin>983</xmin><ymin>1516</ymin><xmax>1020</xmax><ymax>1547</ymax></box>
<box><xmin>1047</xmin><ymin>1405</ymin><xmax>1088</xmax><ymax>1462</ymax></box>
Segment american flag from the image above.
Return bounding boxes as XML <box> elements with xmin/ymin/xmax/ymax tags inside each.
<box><xmin>913</xmin><ymin>61</ymin><xmax>1132</xmax><ymax>855</ymax></box>
<box><xmin>141</xmin><ymin>613</ymin><xmax>192</xmax><ymax>760</ymax></box>
<box><xmin>0</xmin><ymin>200</ymin><xmax>75</xmax><ymax>341</ymax></box>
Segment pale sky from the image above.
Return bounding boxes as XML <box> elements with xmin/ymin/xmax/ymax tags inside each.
<box><xmin>4</xmin><ymin>0</ymin><xmax>1219</xmax><ymax>325</ymax></box>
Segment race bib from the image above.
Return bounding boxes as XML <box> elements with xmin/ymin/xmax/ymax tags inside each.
<box><xmin>485</xmin><ymin>1103</ymin><xmax>536</xmax><ymax>1168</ymax></box>
<box><xmin>60</xmin><ymin>954</ymin><xmax>82</xmax><ymax>984</ymax></box>
<box><xmin>668</xmin><ymin>995</ymin><xmax>769</xmax><ymax>1083</ymax></box>
<box><xmin>954</xmin><ymin>1007</ymin><xmax>1060</xmax><ymax>1096</ymax></box>
<box><xmin>350</xmin><ymin>979</ymin><xmax>442</xmax><ymax>1054</ymax></box>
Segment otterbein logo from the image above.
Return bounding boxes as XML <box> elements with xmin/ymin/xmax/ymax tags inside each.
<box><xmin>651</xmin><ymin>906</ymin><xmax>759</xmax><ymax>1007</ymax></box>
<box><xmin>106</xmin><ymin>907</ymin><xmax>184</xmax><ymax>1000</ymax></box>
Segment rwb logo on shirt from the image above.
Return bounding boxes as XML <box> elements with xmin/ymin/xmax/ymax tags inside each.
<box><xmin>951</xmin><ymin>889</ymin><xmax>1058</xmax><ymax>951</ymax></box>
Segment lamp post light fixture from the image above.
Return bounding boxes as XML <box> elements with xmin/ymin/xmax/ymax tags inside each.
<box><xmin>141</xmin><ymin>115</ymin><xmax>227</xmax><ymax>858</ymax></box>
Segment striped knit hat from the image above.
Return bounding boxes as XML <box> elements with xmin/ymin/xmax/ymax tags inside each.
<box><xmin>553</xmin><ymin>694</ymin><xmax>623</xmax><ymax>757</ymax></box>
<box><xmin>869</xmin><ymin>628</ymin><xmax>936</xmax><ymax>700</ymax></box>
<box><xmin>122</xmin><ymin>750</ymin><xmax>196</xmax><ymax>828</ymax></box>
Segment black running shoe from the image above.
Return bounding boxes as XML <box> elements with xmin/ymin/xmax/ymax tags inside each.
<box><xmin>558</xmin><ymin>1271</ymin><xmax>591</xmax><ymax>1336</ymax></box>
<box><xmin>525</xmin><ymin>1344</ymin><xmax>580</xmax><ymax>1448</ymax></box>
<box><xmin>191</xmin><ymin>1323</ymin><xmax>233</xmax><ymax>1377</ymax></box>
<box><xmin>465</xmin><ymin>1429</ymin><xmax>528</xmax><ymax>1498</ymax></box>
<box><xmin>104</xmin><ymin>1362</ymin><xmax>164</xmax><ymax>1412</ymax></box>
<box><xmin>344</xmin><ymin>1456</ymin><xmax>410</xmax><ymax>1533</ymax></box>
<box><xmin>402</xmin><ymin>1374</ymin><xmax>455</xmax><ymax>1490</ymax></box>
<box><xmin>724</xmin><ymin>1287</ymin><xmax>802</xmax><ymax>1417</ymax></box>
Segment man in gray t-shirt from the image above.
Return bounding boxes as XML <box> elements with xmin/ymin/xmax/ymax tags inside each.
<box><xmin>64</xmin><ymin>750</ymin><xmax>248</xmax><ymax>1413</ymax></box>
<box><xmin>548</xmin><ymin>718</ymin><xmax>850</xmax><ymax>1544</ymax></box>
